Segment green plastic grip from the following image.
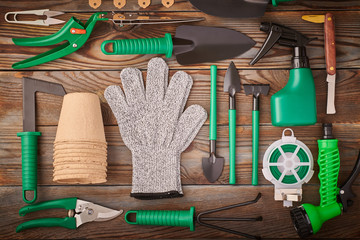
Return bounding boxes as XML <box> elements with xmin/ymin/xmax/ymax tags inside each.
<box><xmin>209</xmin><ymin>65</ymin><xmax>217</xmax><ymax>141</ymax></box>
<box><xmin>272</xmin><ymin>0</ymin><xmax>295</xmax><ymax>7</ymax></box>
<box><xmin>101</xmin><ymin>33</ymin><xmax>173</xmax><ymax>58</ymax></box>
<box><xmin>125</xmin><ymin>207</ymin><xmax>196</xmax><ymax>231</ymax></box>
<box><xmin>19</xmin><ymin>198</ymin><xmax>77</xmax><ymax>216</ymax></box>
<box><xmin>229</xmin><ymin>109</ymin><xmax>236</xmax><ymax>185</ymax></box>
<box><xmin>16</xmin><ymin>217</ymin><xmax>76</xmax><ymax>232</ymax></box>
<box><xmin>302</xmin><ymin>139</ymin><xmax>342</xmax><ymax>234</ymax></box>
<box><xmin>252</xmin><ymin>110</ymin><xmax>259</xmax><ymax>186</ymax></box>
<box><xmin>17</xmin><ymin>131</ymin><xmax>41</xmax><ymax>204</ymax></box>
<box><xmin>317</xmin><ymin>139</ymin><xmax>341</xmax><ymax>208</ymax></box>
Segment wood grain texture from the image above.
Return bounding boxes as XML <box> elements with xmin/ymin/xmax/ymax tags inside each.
<box><xmin>1</xmin><ymin>0</ymin><xmax>360</xmax><ymax>239</ymax></box>
<box><xmin>1</xmin><ymin>69</ymin><xmax>359</xmax><ymax>127</ymax></box>
<box><xmin>1</xmin><ymin>185</ymin><xmax>360</xmax><ymax>239</ymax></box>
<box><xmin>0</xmin><ymin>9</ymin><xmax>359</xmax><ymax>70</ymax></box>
<box><xmin>1</xmin><ymin>124</ymin><xmax>360</xmax><ymax>186</ymax></box>
<box><xmin>325</xmin><ymin>13</ymin><xmax>336</xmax><ymax>75</ymax></box>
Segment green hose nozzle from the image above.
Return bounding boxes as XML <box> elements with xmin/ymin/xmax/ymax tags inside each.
<box><xmin>291</xmin><ymin>123</ymin><xmax>360</xmax><ymax>237</ymax></box>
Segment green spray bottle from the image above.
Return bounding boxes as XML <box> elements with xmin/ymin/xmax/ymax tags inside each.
<box><xmin>250</xmin><ymin>22</ymin><xmax>317</xmax><ymax>126</ymax></box>
<box><xmin>290</xmin><ymin>123</ymin><xmax>360</xmax><ymax>237</ymax></box>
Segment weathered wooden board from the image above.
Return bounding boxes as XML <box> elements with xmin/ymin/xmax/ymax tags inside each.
<box><xmin>1</xmin><ymin>0</ymin><xmax>360</xmax><ymax>239</ymax></box>
<box><xmin>0</xmin><ymin>10</ymin><xmax>359</xmax><ymax>70</ymax></box>
<box><xmin>1</xmin><ymin>0</ymin><xmax>359</xmax><ymax>12</ymax></box>
<box><xmin>1</xmin><ymin>124</ymin><xmax>359</xmax><ymax>186</ymax></box>
<box><xmin>1</xmin><ymin>185</ymin><xmax>360</xmax><ymax>239</ymax></box>
<box><xmin>1</xmin><ymin>69</ymin><xmax>360</xmax><ymax>128</ymax></box>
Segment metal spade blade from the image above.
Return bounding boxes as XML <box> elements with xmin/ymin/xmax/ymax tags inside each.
<box><xmin>173</xmin><ymin>25</ymin><xmax>255</xmax><ymax>65</ymax></box>
<box><xmin>189</xmin><ymin>0</ymin><xmax>269</xmax><ymax>18</ymax></box>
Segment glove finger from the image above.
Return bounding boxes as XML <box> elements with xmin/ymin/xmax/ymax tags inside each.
<box><xmin>146</xmin><ymin>58</ymin><xmax>168</xmax><ymax>103</ymax></box>
<box><xmin>120</xmin><ymin>67</ymin><xmax>146</xmax><ymax>106</ymax></box>
<box><xmin>171</xmin><ymin>104</ymin><xmax>207</xmax><ymax>152</ymax></box>
<box><xmin>104</xmin><ymin>85</ymin><xmax>128</xmax><ymax>119</ymax></box>
<box><xmin>164</xmin><ymin>71</ymin><xmax>193</xmax><ymax>116</ymax></box>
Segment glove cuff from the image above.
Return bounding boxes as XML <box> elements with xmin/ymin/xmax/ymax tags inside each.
<box><xmin>130</xmin><ymin>147</ymin><xmax>183</xmax><ymax>200</ymax></box>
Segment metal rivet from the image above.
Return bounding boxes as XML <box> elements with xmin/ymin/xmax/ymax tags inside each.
<box><xmin>87</xmin><ymin>208</ymin><xmax>94</xmax><ymax>215</ymax></box>
<box><xmin>73</xmin><ymin>43</ymin><xmax>78</xmax><ymax>48</ymax></box>
<box><xmin>340</xmin><ymin>190</ymin><xmax>345</xmax><ymax>194</ymax></box>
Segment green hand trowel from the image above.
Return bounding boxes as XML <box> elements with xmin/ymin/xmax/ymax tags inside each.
<box><xmin>101</xmin><ymin>25</ymin><xmax>255</xmax><ymax>65</ymax></box>
<box><xmin>224</xmin><ymin>62</ymin><xmax>241</xmax><ymax>185</ymax></box>
<box><xmin>18</xmin><ymin>78</ymin><xmax>66</xmax><ymax>203</ymax></box>
<box><xmin>202</xmin><ymin>65</ymin><xmax>224</xmax><ymax>183</ymax></box>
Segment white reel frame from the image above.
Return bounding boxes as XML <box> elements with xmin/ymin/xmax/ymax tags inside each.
<box><xmin>262</xmin><ymin>128</ymin><xmax>314</xmax><ymax>207</ymax></box>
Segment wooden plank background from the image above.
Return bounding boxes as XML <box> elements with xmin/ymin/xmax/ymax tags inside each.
<box><xmin>0</xmin><ymin>0</ymin><xmax>360</xmax><ymax>239</ymax></box>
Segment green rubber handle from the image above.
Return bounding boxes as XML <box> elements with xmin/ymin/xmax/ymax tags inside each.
<box><xmin>125</xmin><ymin>207</ymin><xmax>196</xmax><ymax>231</ymax></box>
<box><xmin>19</xmin><ymin>198</ymin><xmax>77</xmax><ymax>216</ymax></box>
<box><xmin>16</xmin><ymin>217</ymin><xmax>76</xmax><ymax>232</ymax></box>
<box><xmin>209</xmin><ymin>65</ymin><xmax>217</xmax><ymax>141</ymax></box>
<box><xmin>272</xmin><ymin>0</ymin><xmax>295</xmax><ymax>7</ymax></box>
<box><xmin>17</xmin><ymin>131</ymin><xmax>41</xmax><ymax>204</ymax></box>
<box><xmin>101</xmin><ymin>33</ymin><xmax>173</xmax><ymax>58</ymax></box>
<box><xmin>301</xmin><ymin>139</ymin><xmax>342</xmax><ymax>234</ymax></box>
<box><xmin>252</xmin><ymin>110</ymin><xmax>259</xmax><ymax>186</ymax></box>
<box><xmin>317</xmin><ymin>139</ymin><xmax>340</xmax><ymax>207</ymax></box>
<box><xmin>229</xmin><ymin>109</ymin><xmax>236</xmax><ymax>185</ymax></box>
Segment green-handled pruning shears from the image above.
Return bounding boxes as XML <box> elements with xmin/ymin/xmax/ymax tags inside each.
<box><xmin>16</xmin><ymin>198</ymin><xmax>123</xmax><ymax>232</ymax></box>
<box><xmin>12</xmin><ymin>12</ymin><xmax>108</xmax><ymax>69</ymax></box>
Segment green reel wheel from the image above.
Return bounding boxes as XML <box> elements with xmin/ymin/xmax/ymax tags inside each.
<box><xmin>263</xmin><ymin>128</ymin><xmax>314</xmax><ymax>207</ymax></box>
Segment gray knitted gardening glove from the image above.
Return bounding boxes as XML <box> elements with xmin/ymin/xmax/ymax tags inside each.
<box><xmin>105</xmin><ymin>58</ymin><xmax>207</xmax><ymax>199</ymax></box>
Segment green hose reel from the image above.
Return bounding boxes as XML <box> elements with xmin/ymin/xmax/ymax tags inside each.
<box><xmin>263</xmin><ymin>128</ymin><xmax>314</xmax><ymax>207</ymax></box>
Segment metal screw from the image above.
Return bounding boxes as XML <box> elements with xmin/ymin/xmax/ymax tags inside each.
<box><xmin>73</xmin><ymin>43</ymin><xmax>78</xmax><ymax>48</ymax></box>
<box><xmin>87</xmin><ymin>208</ymin><xmax>94</xmax><ymax>215</ymax></box>
<box><xmin>71</xmin><ymin>29</ymin><xmax>76</xmax><ymax>33</ymax></box>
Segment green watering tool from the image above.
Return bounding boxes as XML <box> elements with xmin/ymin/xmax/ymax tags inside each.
<box><xmin>250</xmin><ymin>22</ymin><xmax>317</xmax><ymax>126</ymax></box>
<box><xmin>224</xmin><ymin>62</ymin><xmax>241</xmax><ymax>185</ymax></box>
<box><xmin>244</xmin><ymin>84</ymin><xmax>270</xmax><ymax>186</ymax></box>
<box><xmin>125</xmin><ymin>193</ymin><xmax>262</xmax><ymax>239</ymax></box>
<box><xmin>12</xmin><ymin>12</ymin><xmax>107</xmax><ymax>69</ymax></box>
<box><xmin>291</xmin><ymin>124</ymin><xmax>360</xmax><ymax>237</ymax></box>
<box><xmin>18</xmin><ymin>77</ymin><xmax>66</xmax><ymax>203</ymax></box>
<box><xmin>101</xmin><ymin>25</ymin><xmax>255</xmax><ymax>65</ymax></box>
<box><xmin>202</xmin><ymin>65</ymin><xmax>224</xmax><ymax>183</ymax></box>
<box><xmin>16</xmin><ymin>197</ymin><xmax>123</xmax><ymax>232</ymax></box>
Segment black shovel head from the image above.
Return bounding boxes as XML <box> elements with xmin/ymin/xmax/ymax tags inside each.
<box><xmin>224</xmin><ymin>62</ymin><xmax>241</xmax><ymax>95</ymax></box>
<box><xmin>202</xmin><ymin>153</ymin><xmax>224</xmax><ymax>183</ymax></box>
<box><xmin>189</xmin><ymin>0</ymin><xmax>269</xmax><ymax>18</ymax></box>
<box><xmin>173</xmin><ymin>25</ymin><xmax>255</xmax><ymax>65</ymax></box>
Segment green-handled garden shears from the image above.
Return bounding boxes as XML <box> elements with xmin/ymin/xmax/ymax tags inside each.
<box><xmin>16</xmin><ymin>198</ymin><xmax>123</xmax><ymax>232</ymax></box>
<box><xmin>12</xmin><ymin>12</ymin><xmax>108</xmax><ymax>69</ymax></box>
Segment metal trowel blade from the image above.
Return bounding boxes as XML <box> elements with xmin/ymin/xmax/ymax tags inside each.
<box><xmin>173</xmin><ymin>25</ymin><xmax>255</xmax><ymax>65</ymax></box>
<box><xmin>202</xmin><ymin>153</ymin><xmax>225</xmax><ymax>183</ymax></box>
<box><xmin>224</xmin><ymin>62</ymin><xmax>241</xmax><ymax>94</ymax></box>
<box><xmin>189</xmin><ymin>0</ymin><xmax>269</xmax><ymax>18</ymax></box>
